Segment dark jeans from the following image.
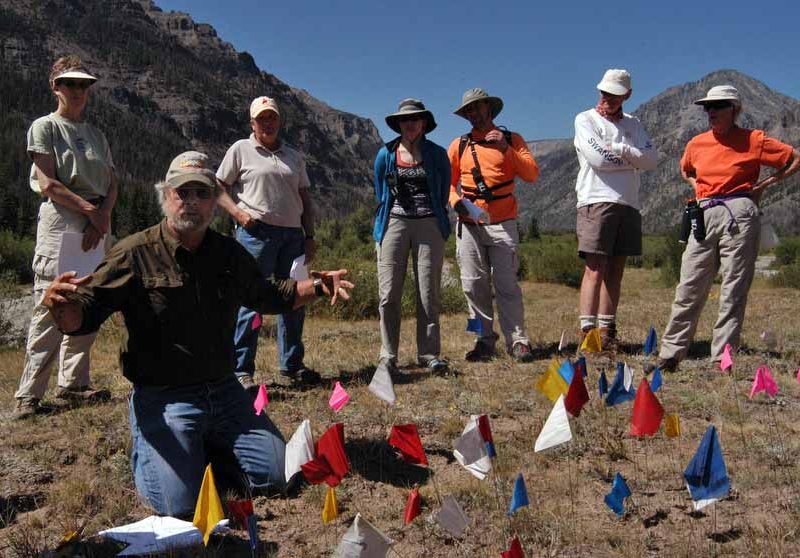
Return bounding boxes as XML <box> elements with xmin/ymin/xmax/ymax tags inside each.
<box><xmin>233</xmin><ymin>222</ymin><xmax>305</xmax><ymax>375</ymax></box>
<box><xmin>129</xmin><ymin>375</ymin><xmax>286</xmax><ymax>517</ymax></box>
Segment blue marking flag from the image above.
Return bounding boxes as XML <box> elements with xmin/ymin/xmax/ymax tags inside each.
<box><xmin>684</xmin><ymin>425</ymin><xmax>730</xmax><ymax>510</ymax></box>
<box><xmin>650</xmin><ymin>367</ymin><xmax>663</xmax><ymax>393</ymax></box>
<box><xmin>605</xmin><ymin>362</ymin><xmax>636</xmax><ymax>406</ymax></box>
<box><xmin>246</xmin><ymin>515</ymin><xmax>258</xmax><ymax>551</ymax></box>
<box><xmin>604</xmin><ymin>472</ymin><xmax>631</xmax><ymax>517</ymax></box>
<box><xmin>558</xmin><ymin>359</ymin><xmax>575</xmax><ymax>386</ymax></box>
<box><xmin>466</xmin><ymin>318</ymin><xmax>483</xmax><ymax>335</ymax></box>
<box><xmin>575</xmin><ymin>356</ymin><xmax>588</xmax><ymax>378</ymax></box>
<box><xmin>507</xmin><ymin>473</ymin><xmax>530</xmax><ymax>516</ymax></box>
<box><xmin>598</xmin><ymin>370</ymin><xmax>609</xmax><ymax>397</ymax></box>
<box><xmin>643</xmin><ymin>326</ymin><xmax>657</xmax><ymax>355</ymax></box>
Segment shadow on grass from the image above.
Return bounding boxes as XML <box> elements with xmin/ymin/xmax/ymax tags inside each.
<box><xmin>346</xmin><ymin>437</ymin><xmax>434</xmax><ymax>488</ymax></box>
<box><xmin>708</xmin><ymin>527</ymin><xmax>742</xmax><ymax>543</ymax></box>
<box><xmin>0</xmin><ymin>492</ymin><xmax>44</xmax><ymax>528</ymax></box>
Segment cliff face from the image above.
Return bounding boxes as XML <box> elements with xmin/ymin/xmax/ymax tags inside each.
<box><xmin>517</xmin><ymin>70</ymin><xmax>800</xmax><ymax>234</ymax></box>
<box><xmin>0</xmin><ymin>0</ymin><xmax>384</xmax><ymax>236</ymax></box>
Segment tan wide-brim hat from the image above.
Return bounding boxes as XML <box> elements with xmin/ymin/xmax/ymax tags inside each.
<box><xmin>453</xmin><ymin>88</ymin><xmax>503</xmax><ymax>119</ymax></box>
<box><xmin>694</xmin><ymin>85</ymin><xmax>741</xmax><ymax>108</ymax></box>
<box><xmin>53</xmin><ymin>69</ymin><xmax>98</xmax><ymax>83</ymax></box>
<box><xmin>385</xmin><ymin>98</ymin><xmax>437</xmax><ymax>134</ymax></box>
<box><xmin>164</xmin><ymin>151</ymin><xmax>217</xmax><ymax>190</ymax></box>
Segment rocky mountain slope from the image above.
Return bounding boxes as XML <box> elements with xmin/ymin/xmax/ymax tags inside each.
<box><xmin>0</xmin><ymin>0</ymin><xmax>383</xmax><ymax>237</ymax></box>
<box><xmin>518</xmin><ymin>70</ymin><xmax>800</xmax><ymax>234</ymax></box>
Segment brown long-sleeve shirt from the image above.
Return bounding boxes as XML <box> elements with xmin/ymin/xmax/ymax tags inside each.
<box><xmin>69</xmin><ymin>220</ymin><xmax>297</xmax><ymax>386</ymax></box>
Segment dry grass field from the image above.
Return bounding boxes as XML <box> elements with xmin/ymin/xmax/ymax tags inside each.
<box><xmin>1</xmin><ymin>267</ymin><xmax>799</xmax><ymax>557</ymax></box>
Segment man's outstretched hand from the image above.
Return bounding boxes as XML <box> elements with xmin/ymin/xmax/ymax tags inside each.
<box><xmin>311</xmin><ymin>269</ymin><xmax>354</xmax><ymax>306</ymax></box>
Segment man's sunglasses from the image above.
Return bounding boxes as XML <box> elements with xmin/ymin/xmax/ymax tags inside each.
<box><xmin>398</xmin><ymin>115</ymin><xmax>423</xmax><ymax>123</ymax></box>
<box><xmin>56</xmin><ymin>79</ymin><xmax>93</xmax><ymax>90</ymax></box>
<box><xmin>703</xmin><ymin>101</ymin><xmax>733</xmax><ymax>111</ymax></box>
<box><xmin>175</xmin><ymin>187</ymin><xmax>215</xmax><ymax>200</ymax></box>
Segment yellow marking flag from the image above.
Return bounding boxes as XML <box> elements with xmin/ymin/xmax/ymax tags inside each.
<box><xmin>193</xmin><ymin>464</ymin><xmax>225</xmax><ymax>545</ymax></box>
<box><xmin>536</xmin><ymin>359</ymin><xmax>569</xmax><ymax>402</ymax></box>
<box><xmin>665</xmin><ymin>414</ymin><xmax>681</xmax><ymax>438</ymax></box>
<box><xmin>322</xmin><ymin>486</ymin><xmax>339</xmax><ymax>523</ymax></box>
<box><xmin>580</xmin><ymin>328</ymin><xmax>602</xmax><ymax>353</ymax></box>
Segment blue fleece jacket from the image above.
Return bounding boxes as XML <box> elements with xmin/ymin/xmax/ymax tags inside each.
<box><xmin>372</xmin><ymin>137</ymin><xmax>451</xmax><ymax>243</ymax></box>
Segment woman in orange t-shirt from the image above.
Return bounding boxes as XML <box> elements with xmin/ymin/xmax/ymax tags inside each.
<box><xmin>657</xmin><ymin>85</ymin><xmax>800</xmax><ymax>371</ymax></box>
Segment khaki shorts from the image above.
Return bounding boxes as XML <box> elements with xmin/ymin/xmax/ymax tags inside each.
<box><xmin>576</xmin><ymin>202</ymin><xmax>642</xmax><ymax>257</ymax></box>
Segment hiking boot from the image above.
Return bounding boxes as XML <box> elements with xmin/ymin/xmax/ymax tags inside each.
<box><xmin>419</xmin><ymin>357</ymin><xmax>449</xmax><ymax>374</ymax></box>
<box><xmin>237</xmin><ymin>374</ymin><xmax>258</xmax><ymax>393</ymax></box>
<box><xmin>656</xmin><ymin>357</ymin><xmax>679</xmax><ymax>373</ymax></box>
<box><xmin>281</xmin><ymin>367</ymin><xmax>322</xmax><ymax>386</ymax></box>
<box><xmin>465</xmin><ymin>341</ymin><xmax>496</xmax><ymax>362</ymax></box>
<box><xmin>510</xmin><ymin>342</ymin><xmax>534</xmax><ymax>363</ymax></box>
<box><xmin>54</xmin><ymin>386</ymin><xmax>111</xmax><ymax>402</ymax></box>
<box><xmin>13</xmin><ymin>398</ymin><xmax>39</xmax><ymax>420</ymax></box>
<box><xmin>599</xmin><ymin>327</ymin><xmax>619</xmax><ymax>352</ymax></box>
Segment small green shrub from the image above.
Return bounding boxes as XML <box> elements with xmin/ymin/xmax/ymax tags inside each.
<box><xmin>0</xmin><ymin>228</ymin><xmax>34</xmax><ymax>284</ymax></box>
<box><xmin>517</xmin><ymin>235</ymin><xmax>583</xmax><ymax>288</ymax></box>
<box><xmin>770</xmin><ymin>263</ymin><xmax>800</xmax><ymax>289</ymax></box>
<box><xmin>774</xmin><ymin>237</ymin><xmax>800</xmax><ymax>266</ymax></box>
<box><xmin>657</xmin><ymin>228</ymin><xmax>684</xmax><ymax>287</ymax></box>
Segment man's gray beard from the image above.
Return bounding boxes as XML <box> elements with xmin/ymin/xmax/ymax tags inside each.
<box><xmin>168</xmin><ymin>213</ymin><xmax>212</xmax><ymax>233</ymax></box>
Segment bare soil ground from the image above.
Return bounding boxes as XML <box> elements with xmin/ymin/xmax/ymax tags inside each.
<box><xmin>1</xmin><ymin>268</ymin><xmax>799</xmax><ymax>557</ymax></box>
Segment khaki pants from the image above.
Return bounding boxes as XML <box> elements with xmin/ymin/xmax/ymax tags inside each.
<box><xmin>660</xmin><ymin>197</ymin><xmax>760</xmax><ymax>362</ymax></box>
<box><xmin>15</xmin><ymin>202</ymin><xmax>100</xmax><ymax>401</ymax></box>
<box><xmin>456</xmin><ymin>219</ymin><xmax>529</xmax><ymax>351</ymax></box>
<box><xmin>376</xmin><ymin>217</ymin><xmax>444</xmax><ymax>362</ymax></box>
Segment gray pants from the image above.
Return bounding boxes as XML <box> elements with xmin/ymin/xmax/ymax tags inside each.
<box><xmin>376</xmin><ymin>216</ymin><xmax>444</xmax><ymax>362</ymax></box>
<box><xmin>456</xmin><ymin>219</ymin><xmax>529</xmax><ymax>351</ymax></box>
<box><xmin>660</xmin><ymin>197</ymin><xmax>760</xmax><ymax>362</ymax></box>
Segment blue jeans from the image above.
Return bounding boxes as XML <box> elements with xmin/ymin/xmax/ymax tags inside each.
<box><xmin>129</xmin><ymin>375</ymin><xmax>286</xmax><ymax>518</ymax></box>
<box><xmin>233</xmin><ymin>223</ymin><xmax>306</xmax><ymax>375</ymax></box>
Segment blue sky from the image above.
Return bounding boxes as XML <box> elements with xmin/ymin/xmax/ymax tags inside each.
<box><xmin>157</xmin><ymin>0</ymin><xmax>800</xmax><ymax>146</ymax></box>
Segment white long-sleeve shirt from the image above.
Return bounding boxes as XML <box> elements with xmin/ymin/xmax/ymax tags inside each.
<box><xmin>573</xmin><ymin>109</ymin><xmax>658</xmax><ymax>210</ymax></box>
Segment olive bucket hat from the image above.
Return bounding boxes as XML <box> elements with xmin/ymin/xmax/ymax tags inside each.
<box><xmin>453</xmin><ymin>88</ymin><xmax>503</xmax><ymax>119</ymax></box>
<box><xmin>385</xmin><ymin>98</ymin><xmax>437</xmax><ymax>134</ymax></box>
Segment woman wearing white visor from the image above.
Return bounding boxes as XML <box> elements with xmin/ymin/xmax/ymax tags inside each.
<box><xmin>13</xmin><ymin>55</ymin><xmax>118</xmax><ymax>418</ymax></box>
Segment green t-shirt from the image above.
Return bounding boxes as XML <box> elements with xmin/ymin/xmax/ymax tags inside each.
<box><xmin>27</xmin><ymin>113</ymin><xmax>114</xmax><ymax>199</ymax></box>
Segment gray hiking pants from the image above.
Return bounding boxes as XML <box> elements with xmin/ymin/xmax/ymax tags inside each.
<box><xmin>660</xmin><ymin>197</ymin><xmax>760</xmax><ymax>362</ymax></box>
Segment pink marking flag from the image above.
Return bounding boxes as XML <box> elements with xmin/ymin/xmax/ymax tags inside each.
<box><xmin>251</xmin><ymin>313</ymin><xmax>262</xmax><ymax>330</ymax></box>
<box><xmin>749</xmin><ymin>365</ymin><xmax>779</xmax><ymax>399</ymax></box>
<box><xmin>797</xmin><ymin>368</ymin><xmax>800</xmax><ymax>384</ymax></box>
<box><xmin>253</xmin><ymin>384</ymin><xmax>268</xmax><ymax>415</ymax></box>
<box><xmin>719</xmin><ymin>343</ymin><xmax>733</xmax><ymax>372</ymax></box>
<box><xmin>329</xmin><ymin>381</ymin><xmax>350</xmax><ymax>412</ymax></box>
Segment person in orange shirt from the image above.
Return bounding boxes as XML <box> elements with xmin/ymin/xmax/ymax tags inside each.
<box><xmin>658</xmin><ymin>85</ymin><xmax>800</xmax><ymax>371</ymax></box>
<box><xmin>449</xmin><ymin>88</ymin><xmax>539</xmax><ymax>362</ymax></box>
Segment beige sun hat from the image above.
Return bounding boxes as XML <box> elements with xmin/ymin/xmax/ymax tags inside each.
<box><xmin>53</xmin><ymin>69</ymin><xmax>97</xmax><ymax>83</ymax></box>
<box><xmin>596</xmin><ymin>69</ymin><xmax>631</xmax><ymax>95</ymax></box>
<box><xmin>250</xmin><ymin>96</ymin><xmax>280</xmax><ymax>119</ymax></box>
<box><xmin>385</xmin><ymin>98</ymin><xmax>437</xmax><ymax>134</ymax></box>
<box><xmin>164</xmin><ymin>151</ymin><xmax>217</xmax><ymax>190</ymax></box>
<box><xmin>694</xmin><ymin>85</ymin><xmax>741</xmax><ymax>107</ymax></box>
<box><xmin>453</xmin><ymin>88</ymin><xmax>503</xmax><ymax>119</ymax></box>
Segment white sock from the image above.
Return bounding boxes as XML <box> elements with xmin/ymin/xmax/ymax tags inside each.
<box><xmin>579</xmin><ymin>315</ymin><xmax>596</xmax><ymax>331</ymax></box>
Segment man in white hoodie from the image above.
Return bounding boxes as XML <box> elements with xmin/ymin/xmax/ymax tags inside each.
<box><xmin>573</xmin><ymin>69</ymin><xmax>658</xmax><ymax>349</ymax></box>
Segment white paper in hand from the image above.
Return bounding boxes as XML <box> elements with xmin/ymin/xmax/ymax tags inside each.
<box><xmin>461</xmin><ymin>199</ymin><xmax>491</xmax><ymax>224</ymax></box>
<box><xmin>57</xmin><ymin>232</ymin><xmax>105</xmax><ymax>277</ymax></box>
<box><xmin>290</xmin><ymin>255</ymin><xmax>309</xmax><ymax>280</ymax></box>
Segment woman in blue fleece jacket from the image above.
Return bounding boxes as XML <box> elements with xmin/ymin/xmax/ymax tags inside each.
<box><xmin>372</xmin><ymin>98</ymin><xmax>451</xmax><ymax>376</ymax></box>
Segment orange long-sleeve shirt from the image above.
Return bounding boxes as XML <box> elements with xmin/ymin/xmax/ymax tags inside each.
<box><xmin>448</xmin><ymin>128</ymin><xmax>539</xmax><ymax>223</ymax></box>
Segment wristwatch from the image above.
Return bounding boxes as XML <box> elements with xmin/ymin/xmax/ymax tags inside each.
<box><xmin>313</xmin><ymin>278</ymin><xmax>325</xmax><ymax>297</ymax></box>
